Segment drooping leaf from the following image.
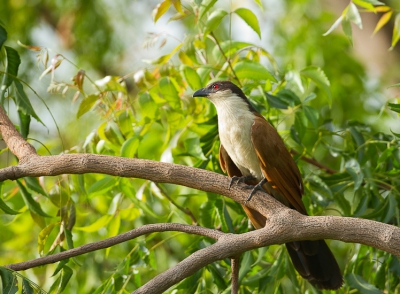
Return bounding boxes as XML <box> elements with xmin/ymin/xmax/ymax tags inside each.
<box><xmin>74</xmin><ymin>215</ymin><xmax>113</xmax><ymax>232</ymax></box>
<box><xmin>152</xmin><ymin>0</ymin><xmax>171</xmax><ymax>23</ymax></box>
<box><xmin>391</xmin><ymin>13</ymin><xmax>400</xmax><ymax>49</ymax></box>
<box><xmin>0</xmin><ymin>196</ymin><xmax>20</xmax><ymax>215</ymax></box>
<box><xmin>345</xmin><ymin>158</ymin><xmax>364</xmax><ymax>191</ymax></box>
<box><xmin>14</xmin><ymin>79</ymin><xmax>43</xmax><ymax>124</ymax></box>
<box><xmin>58</xmin><ymin>266</ymin><xmax>73</xmax><ymax>293</ymax></box>
<box><xmin>266</xmin><ymin>93</ymin><xmax>289</xmax><ymax>109</ymax></box>
<box><xmin>17</xmin><ymin>180</ymin><xmax>51</xmax><ymax>218</ymax></box>
<box><xmin>204</xmin><ymin>9</ymin><xmax>228</xmax><ymax>36</ymax></box>
<box><xmin>24</xmin><ymin>177</ymin><xmax>47</xmax><ymax>196</ymax></box>
<box><xmin>17</xmin><ymin>110</ymin><xmax>30</xmax><ymax>139</ymax></box>
<box><xmin>346</xmin><ymin>3</ymin><xmax>362</xmax><ymax>29</ymax></box>
<box><xmin>373</xmin><ymin>10</ymin><xmax>393</xmax><ymax>35</ymax></box>
<box><xmin>323</xmin><ymin>15</ymin><xmax>343</xmax><ymax>36</ymax></box>
<box><xmin>233</xmin><ymin>60</ymin><xmax>276</xmax><ymax>81</ymax></box>
<box><xmin>1</xmin><ymin>46</ymin><xmax>20</xmax><ymax>103</ymax></box>
<box><xmin>358</xmin><ymin>0</ymin><xmax>384</xmax><ymax>5</ymax></box>
<box><xmin>77</xmin><ymin>94</ymin><xmax>98</xmax><ymax>118</ymax></box>
<box><xmin>234</xmin><ymin>8</ymin><xmax>261</xmax><ymax>38</ymax></box>
<box><xmin>38</xmin><ymin>222</ymin><xmax>56</xmax><ymax>255</ymax></box>
<box><xmin>342</xmin><ymin>18</ymin><xmax>353</xmax><ymax>45</ymax></box>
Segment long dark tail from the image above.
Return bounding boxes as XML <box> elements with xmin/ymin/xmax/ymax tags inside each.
<box><xmin>242</xmin><ymin>206</ymin><xmax>342</xmax><ymax>290</ymax></box>
<box><xmin>286</xmin><ymin>240</ymin><xmax>343</xmax><ymax>290</ymax></box>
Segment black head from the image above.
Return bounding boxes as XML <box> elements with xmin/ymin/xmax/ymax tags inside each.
<box><xmin>193</xmin><ymin>80</ymin><xmax>257</xmax><ymax>112</ymax></box>
<box><xmin>192</xmin><ymin>81</ymin><xmax>245</xmax><ymax>98</ymax></box>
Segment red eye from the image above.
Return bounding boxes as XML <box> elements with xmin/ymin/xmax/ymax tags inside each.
<box><xmin>212</xmin><ymin>84</ymin><xmax>219</xmax><ymax>90</ymax></box>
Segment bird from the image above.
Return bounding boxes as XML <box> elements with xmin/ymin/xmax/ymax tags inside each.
<box><xmin>192</xmin><ymin>80</ymin><xmax>343</xmax><ymax>290</ymax></box>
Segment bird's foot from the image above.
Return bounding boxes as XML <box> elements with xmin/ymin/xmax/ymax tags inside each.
<box><xmin>244</xmin><ymin>178</ymin><xmax>268</xmax><ymax>205</ymax></box>
<box><xmin>228</xmin><ymin>175</ymin><xmax>257</xmax><ymax>190</ymax></box>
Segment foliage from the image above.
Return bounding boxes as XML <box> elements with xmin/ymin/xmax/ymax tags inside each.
<box><xmin>1</xmin><ymin>0</ymin><xmax>400</xmax><ymax>293</ymax></box>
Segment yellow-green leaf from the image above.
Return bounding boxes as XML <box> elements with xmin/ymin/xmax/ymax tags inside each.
<box><xmin>181</xmin><ymin>65</ymin><xmax>202</xmax><ymax>90</ymax></box>
<box><xmin>300</xmin><ymin>66</ymin><xmax>332</xmax><ymax>104</ymax></box>
<box><xmin>391</xmin><ymin>13</ymin><xmax>400</xmax><ymax>49</ymax></box>
<box><xmin>233</xmin><ymin>60</ymin><xmax>276</xmax><ymax>82</ymax></box>
<box><xmin>77</xmin><ymin>94</ymin><xmax>98</xmax><ymax>119</ymax></box>
<box><xmin>17</xmin><ymin>180</ymin><xmax>51</xmax><ymax>218</ymax></box>
<box><xmin>204</xmin><ymin>9</ymin><xmax>228</xmax><ymax>36</ymax></box>
<box><xmin>234</xmin><ymin>8</ymin><xmax>261</xmax><ymax>39</ymax></box>
<box><xmin>152</xmin><ymin>0</ymin><xmax>171</xmax><ymax>23</ymax></box>
<box><xmin>38</xmin><ymin>223</ymin><xmax>56</xmax><ymax>255</ymax></box>
<box><xmin>74</xmin><ymin>215</ymin><xmax>113</xmax><ymax>232</ymax></box>
<box><xmin>373</xmin><ymin>10</ymin><xmax>392</xmax><ymax>35</ymax></box>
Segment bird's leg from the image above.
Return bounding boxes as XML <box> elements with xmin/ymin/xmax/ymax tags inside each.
<box><xmin>228</xmin><ymin>175</ymin><xmax>257</xmax><ymax>189</ymax></box>
<box><xmin>244</xmin><ymin>178</ymin><xmax>268</xmax><ymax>204</ymax></box>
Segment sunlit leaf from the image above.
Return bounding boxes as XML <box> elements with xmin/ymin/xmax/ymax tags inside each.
<box><xmin>17</xmin><ymin>180</ymin><xmax>51</xmax><ymax>218</ymax></box>
<box><xmin>342</xmin><ymin>18</ymin><xmax>353</xmax><ymax>45</ymax></box>
<box><xmin>375</xmin><ymin>6</ymin><xmax>391</xmax><ymax>12</ymax></box>
<box><xmin>233</xmin><ymin>60</ymin><xmax>276</xmax><ymax>81</ymax></box>
<box><xmin>181</xmin><ymin>65</ymin><xmax>202</xmax><ymax>90</ymax></box>
<box><xmin>106</xmin><ymin>214</ymin><xmax>121</xmax><ymax>257</ymax></box>
<box><xmin>323</xmin><ymin>15</ymin><xmax>343</xmax><ymax>36</ymax></box>
<box><xmin>77</xmin><ymin>94</ymin><xmax>98</xmax><ymax>118</ymax></box>
<box><xmin>391</xmin><ymin>13</ymin><xmax>400</xmax><ymax>49</ymax></box>
<box><xmin>87</xmin><ymin>176</ymin><xmax>118</xmax><ymax>196</ymax></box>
<box><xmin>199</xmin><ymin>0</ymin><xmax>217</xmax><ymax>20</ymax></box>
<box><xmin>204</xmin><ymin>9</ymin><xmax>228</xmax><ymax>36</ymax></box>
<box><xmin>38</xmin><ymin>223</ymin><xmax>56</xmax><ymax>255</ymax></box>
<box><xmin>373</xmin><ymin>10</ymin><xmax>392</xmax><ymax>35</ymax></box>
<box><xmin>234</xmin><ymin>8</ymin><xmax>261</xmax><ymax>38</ymax></box>
<box><xmin>95</xmin><ymin>76</ymin><xmax>126</xmax><ymax>92</ymax></box>
<box><xmin>358</xmin><ymin>0</ymin><xmax>384</xmax><ymax>5</ymax></box>
<box><xmin>75</xmin><ymin>215</ymin><xmax>113</xmax><ymax>232</ymax></box>
<box><xmin>352</xmin><ymin>0</ymin><xmax>375</xmax><ymax>11</ymax></box>
<box><xmin>152</xmin><ymin>0</ymin><xmax>171</xmax><ymax>23</ymax></box>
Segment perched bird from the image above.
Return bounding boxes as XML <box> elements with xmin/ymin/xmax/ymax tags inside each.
<box><xmin>193</xmin><ymin>80</ymin><xmax>342</xmax><ymax>290</ymax></box>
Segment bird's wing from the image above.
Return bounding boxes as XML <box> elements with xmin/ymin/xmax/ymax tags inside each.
<box><xmin>219</xmin><ymin>144</ymin><xmax>266</xmax><ymax>228</ymax></box>
<box><xmin>251</xmin><ymin>114</ymin><xmax>307</xmax><ymax>214</ymax></box>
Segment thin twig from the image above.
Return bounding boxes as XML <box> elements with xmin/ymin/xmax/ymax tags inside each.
<box><xmin>210</xmin><ymin>32</ymin><xmax>242</xmax><ymax>87</ymax></box>
<box><xmin>291</xmin><ymin>150</ymin><xmax>337</xmax><ymax>174</ymax></box>
<box><xmin>154</xmin><ymin>182</ymin><xmax>198</xmax><ymax>225</ymax></box>
<box><xmin>5</xmin><ymin>223</ymin><xmax>223</xmax><ymax>271</ymax></box>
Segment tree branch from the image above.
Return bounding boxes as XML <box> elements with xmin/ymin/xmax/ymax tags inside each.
<box><xmin>4</xmin><ymin>223</ymin><xmax>223</xmax><ymax>271</ymax></box>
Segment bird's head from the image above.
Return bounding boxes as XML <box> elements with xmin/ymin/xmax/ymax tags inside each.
<box><xmin>193</xmin><ymin>80</ymin><xmax>256</xmax><ymax>113</ymax></box>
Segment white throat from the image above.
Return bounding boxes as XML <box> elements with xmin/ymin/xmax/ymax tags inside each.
<box><xmin>209</xmin><ymin>91</ymin><xmax>263</xmax><ymax>179</ymax></box>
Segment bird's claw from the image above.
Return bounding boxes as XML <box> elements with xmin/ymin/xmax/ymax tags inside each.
<box><xmin>228</xmin><ymin>175</ymin><xmax>256</xmax><ymax>190</ymax></box>
<box><xmin>244</xmin><ymin>178</ymin><xmax>268</xmax><ymax>204</ymax></box>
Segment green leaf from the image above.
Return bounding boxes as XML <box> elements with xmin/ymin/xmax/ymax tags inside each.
<box><xmin>0</xmin><ymin>267</ymin><xmax>18</xmax><ymax>294</ymax></box>
<box><xmin>14</xmin><ymin>80</ymin><xmax>43</xmax><ymax>124</ymax></box>
<box><xmin>392</xmin><ymin>13</ymin><xmax>400</xmax><ymax>49</ymax></box>
<box><xmin>275</xmin><ymin>89</ymin><xmax>301</xmax><ymax>107</ymax></box>
<box><xmin>17</xmin><ymin>180</ymin><xmax>51</xmax><ymax>217</ymax></box>
<box><xmin>0</xmin><ymin>23</ymin><xmax>7</xmax><ymax>50</ymax></box>
<box><xmin>58</xmin><ymin>266</ymin><xmax>73</xmax><ymax>293</ymax></box>
<box><xmin>75</xmin><ymin>215</ymin><xmax>113</xmax><ymax>232</ymax></box>
<box><xmin>0</xmin><ymin>196</ymin><xmax>20</xmax><ymax>215</ymax></box>
<box><xmin>300</xmin><ymin>66</ymin><xmax>332</xmax><ymax>104</ymax></box>
<box><xmin>38</xmin><ymin>222</ymin><xmax>56</xmax><ymax>255</ymax></box>
<box><xmin>323</xmin><ymin>15</ymin><xmax>343</xmax><ymax>36</ymax></box>
<box><xmin>345</xmin><ymin>158</ymin><xmax>364</xmax><ymax>191</ymax></box>
<box><xmin>233</xmin><ymin>60</ymin><xmax>276</xmax><ymax>81</ymax></box>
<box><xmin>234</xmin><ymin>8</ymin><xmax>261</xmax><ymax>38</ymax></box>
<box><xmin>25</xmin><ymin>177</ymin><xmax>47</xmax><ymax>196</ymax></box>
<box><xmin>204</xmin><ymin>9</ymin><xmax>228</xmax><ymax>36</ymax></box>
<box><xmin>22</xmin><ymin>279</ymin><xmax>36</xmax><ymax>294</ymax></box>
<box><xmin>346</xmin><ymin>3</ymin><xmax>362</xmax><ymax>29</ymax></box>
<box><xmin>342</xmin><ymin>18</ymin><xmax>353</xmax><ymax>45</ymax></box>
<box><xmin>17</xmin><ymin>110</ymin><xmax>30</xmax><ymax>139</ymax></box>
<box><xmin>303</xmin><ymin>105</ymin><xmax>319</xmax><ymax>127</ymax></box>
<box><xmin>199</xmin><ymin>0</ymin><xmax>218</xmax><ymax>20</ymax></box>
<box><xmin>266</xmin><ymin>93</ymin><xmax>288</xmax><ymax>109</ymax></box>
<box><xmin>121</xmin><ymin>136</ymin><xmax>140</xmax><ymax>158</ymax></box>
<box><xmin>346</xmin><ymin>273</ymin><xmax>382</xmax><ymax>294</ymax></box>
<box><xmin>77</xmin><ymin>94</ymin><xmax>98</xmax><ymax>118</ymax></box>
<box><xmin>358</xmin><ymin>0</ymin><xmax>384</xmax><ymax>5</ymax></box>
<box><xmin>87</xmin><ymin>176</ymin><xmax>117</xmax><ymax>196</ymax></box>
<box><xmin>1</xmin><ymin>46</ymin><xmax>20</xmax><ymax>103</ymax></box>
<box><xmin>181</xmin><ymin>65</ymin><xmax>202</xmax><ymax>90</ymax></box>
<box><xmin>388</xmin><ymin>102</ymin><xmax>400</xmax><ymax>113</ymax></box>
<box><xmin>152</xmin><ymin>0</ymin><xmax>171</xmax><ymax>23</ymax></box>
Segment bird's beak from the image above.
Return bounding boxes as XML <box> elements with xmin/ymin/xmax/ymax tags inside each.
<box><xmin>192</xmin><ymin>87</ymin><xmax>211</xmax><ymax>98</ymax></box>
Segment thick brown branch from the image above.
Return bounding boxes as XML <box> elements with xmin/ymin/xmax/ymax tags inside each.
<box><xmin>134</xmin><ymin>211</ymin><xmax>400</xmax><ymax>293</ymax></box>
<box><xmin>0</xmin><ymin>105</ymin><xmax>37</xmax><ymax>160</ymax></box>
<box><xmin>4</xmin><ymin>223</ymin><xmax>223</xmax><ymax>271</ymax></box>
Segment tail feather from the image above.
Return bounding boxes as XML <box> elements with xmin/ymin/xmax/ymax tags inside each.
<box><xmin>286</xmin><ymin>240</ymin><xmax>343</xmax><ymax>290</ymax></box>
